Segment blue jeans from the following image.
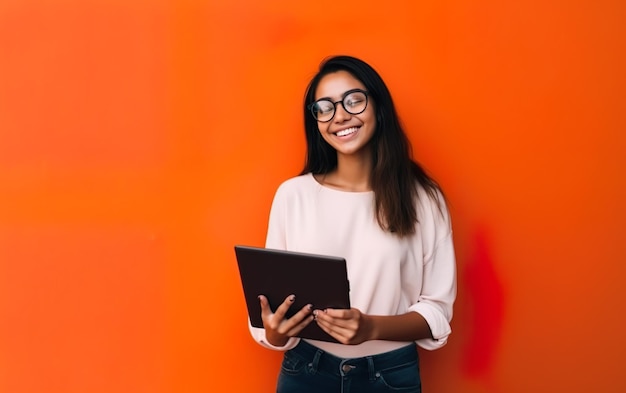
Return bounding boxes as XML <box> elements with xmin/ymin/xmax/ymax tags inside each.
<box><xmin>276</xmin><ymin>340</ymin><xmax>421</xmax><ymax>393</ymax></box>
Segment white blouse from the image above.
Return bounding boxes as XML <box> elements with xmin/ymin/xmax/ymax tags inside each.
<box><xmin>249</xmin><ymin>173</ymin><xmax>457</xmax><ymax>358</ymax></box>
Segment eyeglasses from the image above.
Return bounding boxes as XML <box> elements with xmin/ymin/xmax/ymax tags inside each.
<box><xmin>308</xmin><ymin>89</ymin><xmax>369</xmax><ymax>122</ymax></box>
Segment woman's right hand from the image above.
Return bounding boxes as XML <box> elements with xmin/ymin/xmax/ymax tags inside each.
<box><xmin>259</xmin><ymin>294</ymin><xmax>315</xmax><ymax>347</ymax></box>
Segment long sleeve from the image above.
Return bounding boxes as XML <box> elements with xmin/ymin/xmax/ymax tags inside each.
<box><xmin>410</xmin><ymin>231</ymin><xmax>456</xmax><ymax>350</ymax></box>
<box><xmin>408</xmin><ymin>191</ymin><xmax>456</xmax><ymax>350</ymax></box>
<box><xmin>247</xmin><ymin>183</ymin><xmax>301</xmax><ymax>351</ymax></box>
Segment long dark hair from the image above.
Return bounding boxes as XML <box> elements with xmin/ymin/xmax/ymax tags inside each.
<box><xmin>300</xmin><ymin>55</ymin><xmax>442</xmax><ymax>237</ymax></box>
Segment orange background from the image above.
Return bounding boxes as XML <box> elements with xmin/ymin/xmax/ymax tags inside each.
<box><xmin>1</xmin><ymin>0</ymin><xmax>625</xmax><ymax>392</ymax></box>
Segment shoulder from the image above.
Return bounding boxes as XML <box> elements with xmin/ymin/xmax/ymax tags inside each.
<box><xmin>415</xmin><ymin>183</ymin><xmax>452</xmax><ymax>231</ymax></box>
<box><xmin>272</xmin><ymin>173</ymin><xmax>317</xmax><ymax>201</ymax></box>
<box><xmin>275</xmin><ymin>173</ymin><xmax>314</xmax><ymax>193</ymax></box>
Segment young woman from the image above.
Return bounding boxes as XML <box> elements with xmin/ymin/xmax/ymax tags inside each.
<box><xmin>250</xmin><ymin>55</ymin><xmax>457</xmax><ymax>393</ymax></box>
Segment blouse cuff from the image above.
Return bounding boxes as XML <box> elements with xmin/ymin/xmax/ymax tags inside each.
<box><xmin>249</xmin><ymin>324</ymin><xmax>301</xmax><ymax>351</ymax></box>
<box><xmin>409</xmin><ymin>305</ymin><xmax>452</xmax><ymax>351</ymax></box>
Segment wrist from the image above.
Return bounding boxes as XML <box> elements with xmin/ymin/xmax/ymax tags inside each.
<box><xmin>364</xmin><ymin>314</ymin><xmax>379</xmax><ymax>341</ymax></box>
<box><xmin>265</xmin><ymin>331</ymin><xmax>289</xmax><ymax>347</ymax></box>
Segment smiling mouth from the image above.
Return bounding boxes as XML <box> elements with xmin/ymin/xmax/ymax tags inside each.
<box><xmin>335</xmin><ymin>127</ymin><xmax>359</xmax><ymax>137</ymax></box>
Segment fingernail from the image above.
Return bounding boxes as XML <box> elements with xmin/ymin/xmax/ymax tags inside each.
<box><xmin>289</xmin><ymin>295</ymin><xmax>295</xmax><ymax>302</ymax></box>
<box><xmin>307</xmin><ymin>304</ymin><xmax>313</xmax><ymax>311</ymax></box>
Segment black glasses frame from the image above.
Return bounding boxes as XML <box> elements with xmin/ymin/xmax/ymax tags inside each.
<box><xmin>308</xmin><ymin>88</ymin><xmax>369</xmax><ymax>123</ymax></box>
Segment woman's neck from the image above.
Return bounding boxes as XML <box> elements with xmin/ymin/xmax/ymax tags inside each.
<box><xmin>319</xmin><ymin>151</ymin><xmax>373</xmax><ymax>192</ymax></box>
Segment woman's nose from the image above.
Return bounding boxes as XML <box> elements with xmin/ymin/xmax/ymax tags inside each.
<box><xmin>333</xmin><ymin>103</ymin><xmax>351</xmax><ymax>122</ymax></box>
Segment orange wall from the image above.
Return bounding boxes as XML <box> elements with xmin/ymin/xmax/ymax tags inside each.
<box><xmin>1</xmin><ymin>1</ymin><xmax>625</xmax><ymax>392</ymax></box>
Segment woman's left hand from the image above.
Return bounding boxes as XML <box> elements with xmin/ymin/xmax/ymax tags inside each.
<box><xmin>313</xmin><ymin>308</ymin><xmax>375</xmax><ymax>345</ymax></box>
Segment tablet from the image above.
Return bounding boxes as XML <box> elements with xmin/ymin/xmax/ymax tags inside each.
<box><xmin>234</xmin><ymin>245</ymin><xmax>351</xmax><ymax>343</ymax></box>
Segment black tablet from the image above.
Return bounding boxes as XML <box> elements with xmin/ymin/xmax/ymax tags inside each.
<box><xmin>234</xmin><ymin>245</ymin><xmax>351</xmax><ymax>343</ymax></box>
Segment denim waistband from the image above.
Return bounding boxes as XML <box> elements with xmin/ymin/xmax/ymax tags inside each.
<box><xmin>288</xmin><ymin>340</ymin><xmax>418</xmax><ymax>378</ymax></box>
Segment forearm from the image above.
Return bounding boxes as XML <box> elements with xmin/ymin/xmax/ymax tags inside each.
<box><xmin>367</xmin><ymin>311</ymin><xmax>433</xmax><ymax>342</ymax></box>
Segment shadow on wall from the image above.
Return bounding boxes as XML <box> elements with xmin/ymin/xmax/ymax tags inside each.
<box><xmin>461</xmin><ymin>227</ymin><xmax>505</xmax><ymax>380</ymax></box>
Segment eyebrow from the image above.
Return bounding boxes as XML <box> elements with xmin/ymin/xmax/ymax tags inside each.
<box><xmin>315</xmin><ymin>88</ymin><xmax>364</xmax><ymax>102</ymax></box>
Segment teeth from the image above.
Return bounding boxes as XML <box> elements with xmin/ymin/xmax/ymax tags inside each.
<box><xmin>336</xmin><ymin>127</ymin><xmax>357</xmax><ymax>137</ymax></box>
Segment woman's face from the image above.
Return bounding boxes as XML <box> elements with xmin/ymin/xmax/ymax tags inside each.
<box><xmin>313</xmin><ymin>70</ymin><xmax>376</xmax><ymax>157</ymax></box>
